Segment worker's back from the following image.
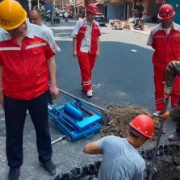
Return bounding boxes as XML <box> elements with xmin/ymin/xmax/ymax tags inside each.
<box><xmin>98</xmin><ymin>136</ymin><xmax>145</xmax><ymax>180</ymax></box>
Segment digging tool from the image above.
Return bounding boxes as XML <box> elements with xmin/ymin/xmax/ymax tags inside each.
<box><xmin>148</xmin><ymin>97</ymin><xmax>169</xmax><ymax>180</ymax></box>
<box><xmin>58</xmin><ymin>89</ymin><xmax>106</xmax><ymax>112</ymax></box>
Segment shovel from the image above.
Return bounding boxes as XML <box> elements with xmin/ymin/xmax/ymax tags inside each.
<box><xmin>148</xmin><ymin>97</ymin><xmax>169</xmax><ymax>180</ymax></box>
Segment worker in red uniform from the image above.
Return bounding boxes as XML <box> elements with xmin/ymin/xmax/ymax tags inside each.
<box><xmin>147</xmin><ymin>4</ymin><xmax>180</xmax><ymax>116</ymax></box>
<box><xmin>72</xmin><ymin>4</ymin><xmax>101</xmax><ymax>97</ymax></box>
<box><xmin>0</xmin><ymin>1</ymin><xmax>58</xmax><ymax>180</ymax></box>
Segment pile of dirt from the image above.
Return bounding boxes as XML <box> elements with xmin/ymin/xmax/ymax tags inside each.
<box><xmin>101</xmin><ymin>105</ymin><xmax>160</xmax><ymax>140</ymax></box>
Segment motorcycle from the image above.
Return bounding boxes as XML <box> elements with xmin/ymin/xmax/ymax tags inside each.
<box><xmin>133</xmin><ymin>17</ymin><xmax>144</xmax><ymax>30</ymax></box>
<box><xmin>64</xmin><ymin>12</ymin><xmax>69</xmax><ymax>22</ymax></box>
<box><xmin>65</xmin><ymin>17</ymin><xmax>68</xmax><ymax>22</ymax></box>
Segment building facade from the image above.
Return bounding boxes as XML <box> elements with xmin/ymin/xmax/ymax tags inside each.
<box><xmin>167</xmin><ymin>0</ymin><xmax>180</xmax><ymax>24</ymax></box>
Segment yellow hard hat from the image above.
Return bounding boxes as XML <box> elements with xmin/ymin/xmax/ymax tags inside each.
<box><xmin>0</xmin><ymin>0</ymin><xmax>27</xmax><ymax>30</ymax></box>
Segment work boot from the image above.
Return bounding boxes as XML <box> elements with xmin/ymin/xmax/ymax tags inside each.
<box><xmin>41</xmin><ymin>160</ymin><xmax>56</xmax><ymax>176</ymax></box>
<box><xmin>168</xmin><ymin>131</ymin><xmax>180</xmax><ymax>141</ymax></box>
<box><xmin>8</xmin><ymin>167</ymin><xmax>20</xmax><ymax>180</ymax></box>
<box><xmin>87</xmin><ymin>90</ymin><xmax>93</xmax><ymax>98</ymax></box>
<box><xmin>153</xmin><ymin>111</ymin><xmax>161</xmax><ymax>117</ymax></box>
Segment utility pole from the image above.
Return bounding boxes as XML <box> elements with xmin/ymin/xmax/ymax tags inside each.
<box><xmin>50</xmin><ymin>0</ymin><xmax>54</xmax><ymax>25</ymax></box>
<box><xmin>53</xmin><ymin>0</ymin><xmax>56</xmax><ymax>8</ymax></box>
<box><xmin>28</xmin><ymin>0</ymin><xmax>32</xmax><ymax>10</ymax></box>
<box><xmin>73</xmin><ymin>0</ymin><xmax>76</xmax><ymax>18</ymax></box>
<box><xmin>84</xmin><ymin>0</ymin><xmax>88</xmax><ymax>17</ymax></box>
<box><xmin>38</xmin><ymin>0</ymin><xmax>40</xmax><ymax>9</ymax></box>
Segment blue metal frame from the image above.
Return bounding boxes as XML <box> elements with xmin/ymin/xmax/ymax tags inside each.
<box><xmin>48</xmin><ymin>98</ymin><xmax>103</xmax><ymax>141</ymax></box>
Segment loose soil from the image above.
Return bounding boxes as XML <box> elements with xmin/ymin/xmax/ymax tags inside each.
<box><xmin>153</xmin><ymin>153</ymin><xmax>180</xmax><ymax>180</ymax></box>
<box><xmin>101</xmin><ymin>105</ymin><xmax>160</xmax><ymax>140</ymax></box>
<box><xmin>146</xmin><ymin>144</ymin><xmax>180</xmax><ymax>180</ymax></box>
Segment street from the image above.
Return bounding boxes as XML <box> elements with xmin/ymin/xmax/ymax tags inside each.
<box><xmin>0</xmin><ymin>20</ymin><xmax>176</xmax><ymax>180</ymax></box>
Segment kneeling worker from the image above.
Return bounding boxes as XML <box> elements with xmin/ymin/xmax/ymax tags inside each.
<box><xmin>83</xmin><ymin>115</ymin><xmax>154</xmax><ymax>180</ymax></box>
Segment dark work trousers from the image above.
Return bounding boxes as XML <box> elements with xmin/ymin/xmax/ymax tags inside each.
<box><xmin>175</xmin><ymin>94</ymin><xmax>180</xmax><ymax>133</ymax></box>
<box><xmin>4</xmin><ymin>91</ymin><xmax>52</xmax><ymax>168</ymax></box>
<box><xmin>47</xmin><ymin>89</ymin><xmax>53</xmax><ymax>105</ymax></box>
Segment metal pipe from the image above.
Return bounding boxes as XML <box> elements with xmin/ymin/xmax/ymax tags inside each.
<box><xmin>51</xmin><ymin>135</ymin><xmax>66</xmax><ymax>145</ymax></box>
<box><xmin>58</xmin><ymin>89</ymin><xmax>106</xmax><ymax>112</ymax></box>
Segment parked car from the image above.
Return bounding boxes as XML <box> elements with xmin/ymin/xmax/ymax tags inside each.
<box><xmin>95</xmin><ymin>13</ymin><xmax>106</xmax><ymax>26</ymax></box>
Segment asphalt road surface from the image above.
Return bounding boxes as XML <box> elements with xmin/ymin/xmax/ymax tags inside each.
<box><xmin>0</xmin><ymin>20</ymin><xmax>176</xmax><ymax>180</ymax></box>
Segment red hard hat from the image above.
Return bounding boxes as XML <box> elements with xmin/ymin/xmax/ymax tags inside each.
<box><xmin>87</xmin><ymin>4</ymin><xmax>98</xmax><ymax>14</ymax></box>
<box><xmin>158</xmin><ymin>4</ymin><xmax>175</xmax><ymax>20</ymax></box>
<box><xmin>129</xmin><ymin>115</ymin><xmax>154</xmax><ymax>139</ymax></box>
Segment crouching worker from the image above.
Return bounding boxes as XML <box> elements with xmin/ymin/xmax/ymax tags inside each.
<box><xmin>160</xmin><ymin>61</ymin><xmax>180</xmax><ymax>141</ymax></box>
<box><xmin>83</xmin><ymin>115</ymin><xmax>154</xmax><ymax>180</ymax></box>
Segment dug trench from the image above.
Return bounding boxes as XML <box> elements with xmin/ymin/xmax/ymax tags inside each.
<box><xmin>55</xmin><ymin>106</ymin><xmax>180</xmax><ymax>180</ymax></box>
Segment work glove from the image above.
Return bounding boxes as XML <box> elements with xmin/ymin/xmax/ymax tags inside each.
<box><xmin>165</xmin><ymin>86</ymin><xmax>172</xmax><ymax>98</ymax></box>
<box><xmin>160</xmin><ymin>111</ymin><xmax>170</xmax><ymax>120</ymax></box>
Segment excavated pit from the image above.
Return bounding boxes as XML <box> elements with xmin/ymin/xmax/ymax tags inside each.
<box><xmin>54</xmin><ymin>106</ymin><xmax>180</xmax><ymax>180</ymax></box>
<box><xmin>55</xmin><ymin>144</ymin><xmax>180</xmax><ymax>180</ymax></box>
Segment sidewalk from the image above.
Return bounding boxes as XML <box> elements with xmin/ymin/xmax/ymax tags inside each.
<box><xmin>121</xmin><ymin>21</ymin><xmax>157</xmax><ymax>35</ymax></box>
<box><xmin>107</xmin><ymin>20</ymin><xmax>157</xmax><ymax>35</ymax></box>
<box><xmin>45</xmin><ymin>19</ymin><xmax>157</xmax><ymax>36</ymax></box>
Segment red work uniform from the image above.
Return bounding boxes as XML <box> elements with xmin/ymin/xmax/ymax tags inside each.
<box><xmin>0</xmin><ymin>25</ymin><xmax>55</xmax><ymax>100</ymax></box>
<box><xmin>147</xmin><ymin>22</ymin><xmax>180</xmax><ymax>111</ymax></box>
<box><xmin>72</xmin><ymin>19</ymin><xmax>102</xmax><ymax>91</ymax></box>
<box><xmin>0</xmin><ymin>22</ymin><xmax>56</xmax><ymax>168</ymax></box>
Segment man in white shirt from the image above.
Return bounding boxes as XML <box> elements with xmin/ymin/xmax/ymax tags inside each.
<box><xmin>29</xmin><ymin>9</ymin><xmax>60</xmax><ymax>105</ymax></box>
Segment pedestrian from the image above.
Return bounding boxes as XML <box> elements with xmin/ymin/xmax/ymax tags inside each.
<box><xmin>83</xmin><ymin>115</ymin><xmax>154</xmax><ymax>180</ymax></box>
<box><xmin>0</xmin><ymin>1</ymin><xmax>58</xmax><ymax>180</ymax></box>
<box><xmin>160</xmin><ymin>61</ymin><xmax>180</xmax><ymax>141</ymax></box>
<box><xmin>147</xmin><ymin>4</ymin><xmax>180</xmax><ymax>118</ymax></box>
<box><xmin>28</xmin><ymin>9</ymin><xmax>61</xmax><ymax>105</ymax></box>
<box><xmin>71</xmin><ymin>4</ymin><xmax>101</xmax><ymax>97</ymax></box>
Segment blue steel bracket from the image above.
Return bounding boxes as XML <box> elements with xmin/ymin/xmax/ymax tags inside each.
<box><xmin>84</xmin><ymin>132</ymin><xmax>94</xmax><ymax>139</ymax></box>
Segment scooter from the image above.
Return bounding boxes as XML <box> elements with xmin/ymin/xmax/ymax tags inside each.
<box><xmin>133</xmin><ymin>17</ymin><xmax>144</xmax><ymax>30</ymax></box>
